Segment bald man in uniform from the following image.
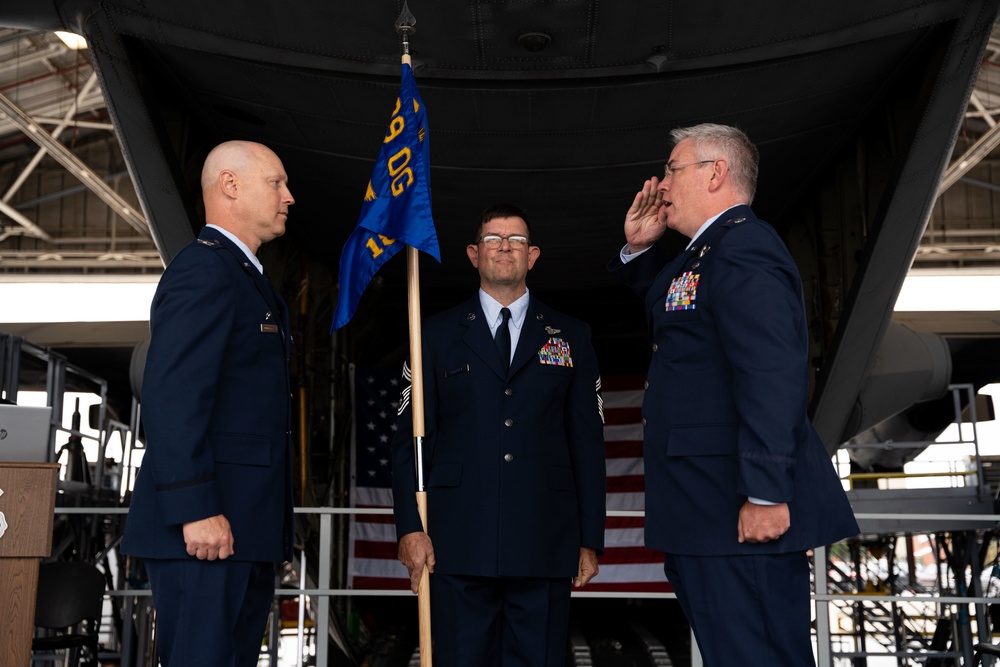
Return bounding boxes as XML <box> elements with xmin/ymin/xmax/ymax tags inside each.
<box><xmin>122</xmin><ymin>141</ymin><xmax>296</xmax><ymax>667</ymax></box>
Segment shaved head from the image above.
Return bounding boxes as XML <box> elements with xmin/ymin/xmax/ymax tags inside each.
<box><xmin>202</xmin><ymin>140</ymin><xmax>271</xmax><ymax>193</ymax></box>
<box><xmin>201</xmin><ymin>140</ymin><xmax>294</xmax><ymax>253</ymax></box>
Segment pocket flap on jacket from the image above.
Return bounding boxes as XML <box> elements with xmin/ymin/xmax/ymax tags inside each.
<box><xmin>547</xmin><ymin>465</ymin><xmax>576</xmax><ymax>491</ymax></box>
<box><xmin>212</xmin><ymin>433</ymin><xmax>271</xmax><ymax>466</ymax></box>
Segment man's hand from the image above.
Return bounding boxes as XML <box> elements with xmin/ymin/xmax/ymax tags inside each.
<box><xmin>183</xmin><ymin>514</ymin><xmax>234</xmax><ymax>560</ymax></box>
<box><xmin>737</xmin><ymin>500</ymin><xmax>790</xmax><ymax>544</ymax></box>
<box><xmin>573</xmin><ymin>547</ymin><xmax>599</xmax><ymax>588</ymax></box>
<box><xmin>624</xmin><ymin>176</ymin><xmax>667</xmax><ymax>253</ymax></box>
<box><xmin>398</xmin><ymin>531</ymin><xmax>435</xmax><ymax>594</ymax></box>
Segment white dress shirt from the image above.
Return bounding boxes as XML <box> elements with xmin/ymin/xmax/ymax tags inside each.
<box><xmin>479</xmin><ymin>288</ymin><xmax>530</xmax><ymax>365</ymax></box>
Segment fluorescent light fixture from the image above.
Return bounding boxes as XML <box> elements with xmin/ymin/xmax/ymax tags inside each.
<box><xmin>0</xmin><ymin>277</ymin><xmax>158</xmax><ymax>323</ymax></box>
<box><xmin>894</xmin><ymin>270</ymin><xmax>1000</xmax><ymax>311</ymax></box>
<box><xmin>0</xmin><ymin>270</ymin><xmax>991</xmax><ymax>322</ymax></box>
<box><xmin>55</xmin><ymin>31</ymin><xmax>88</xmax><ymax>50</ymax></box>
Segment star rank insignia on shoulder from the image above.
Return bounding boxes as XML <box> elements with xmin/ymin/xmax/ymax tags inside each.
<box><xmin>693</xmin><ymin>244</ymin><xmax>712</xmax><ymax>269</ymax></box>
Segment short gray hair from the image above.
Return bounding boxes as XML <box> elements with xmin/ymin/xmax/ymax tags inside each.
<box><xmin>670</xmin><ymin>124</ymin><xmax>759</xmax><ymax>204</ymax></box>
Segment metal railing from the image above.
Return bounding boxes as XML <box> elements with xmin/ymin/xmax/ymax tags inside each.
<box><xmin>49</xmin><ymin>506</ymin><xmax>1000</xmax><ymax>667</ymax></box>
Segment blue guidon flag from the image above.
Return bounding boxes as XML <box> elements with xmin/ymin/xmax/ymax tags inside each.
<box><xmin>331</xmin><ymin>62</ymin><xmax>440</xmax><ymax>332</ymax></box>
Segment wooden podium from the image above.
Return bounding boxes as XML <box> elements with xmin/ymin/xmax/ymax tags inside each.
<box><xmin>0</xmin><ymin>462</ymin><xmax>59</xmax><ymax>667</ymax></box>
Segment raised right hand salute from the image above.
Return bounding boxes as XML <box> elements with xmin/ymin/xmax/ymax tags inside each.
<box><xmin>624</xmin><ymin>175</ymin><xmax>667</xmax><ymax>253</ymax></box>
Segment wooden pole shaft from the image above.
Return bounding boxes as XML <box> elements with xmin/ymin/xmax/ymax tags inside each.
<box><xmin>407</xmin><ymin>241</ymin><xmax>432</xmax><ymax>665</ymax></box>
<box><xmin>416</xmin><ymin>490</ymin><xmax>432</xmax><ymax>665</ymax></box>
<box><xmin>400</xmin><ymin>37</ymin><xmax>430</xmax><ymax>663</ymax></box>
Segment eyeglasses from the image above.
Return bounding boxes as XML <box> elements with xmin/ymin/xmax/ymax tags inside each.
<box><xmin>478</xmin><ymin>234</ymin><xmax>529</xmax><ymax>249</ymax></box>
<box><xmin>663</xmin><ymin>159</ymin><xmax>715</xmax><ymax>179</ymax></box>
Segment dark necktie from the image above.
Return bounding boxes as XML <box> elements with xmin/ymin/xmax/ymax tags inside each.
<box><xmin>495</xmin><ymin>307</ymin><xmax>512</xmax><ymax>373</ymax></box>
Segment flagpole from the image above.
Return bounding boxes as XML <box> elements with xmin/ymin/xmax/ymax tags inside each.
<box><xmin>396</xmin><ymin>4</ymin><xmax>432</xmax><ymax>666</ymax></box>
<box><xmin>407</xmin><ymin>245</ymin><xmax>433</xmax><ymax>667</ymax></box>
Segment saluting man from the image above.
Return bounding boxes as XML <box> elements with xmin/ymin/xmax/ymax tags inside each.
<box><xmin>610</xmin><ymin>124</ymin><xmax>858</xmax><ymax>666</ymax></box>
<box><xmin>392</xmin><ymin>203</ymin><xmax>607</xmax><ymax>667</ymax></box>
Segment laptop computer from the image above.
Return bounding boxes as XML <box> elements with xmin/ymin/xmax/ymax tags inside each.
<box><xmin>0</xmin><ymin>404</ymin><xmax>54</xmax><ymax>462</ymax></box>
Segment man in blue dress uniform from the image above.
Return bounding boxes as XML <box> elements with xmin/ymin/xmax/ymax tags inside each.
<box><xmin>610</xmin><ymin>124</ymin><xmax>858</xmax><ymax>666</ymax></box>
<box><xmin>122</xmin><ymin>140</ymin><xmax>295</xmax><ymax>667</ymax></box>
<box><xmin>393</xmin><ymin>204</ymin><xmax>607</xmax><ymax>667</ymax></box>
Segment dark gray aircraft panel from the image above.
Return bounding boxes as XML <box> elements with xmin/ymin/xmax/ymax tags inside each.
<box><xmin>3</xmin><ymin>1</ymin><xmax>999</xmax><ymax>457</ymax></box>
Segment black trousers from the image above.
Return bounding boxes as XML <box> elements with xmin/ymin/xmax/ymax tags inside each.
<box><xmin>430</xmin><ymin>573</ymin><xmax>572</xmax><ymax>667</ymax></box>
<box><xmin>145</xmin><ymin>558</ymin><xmax>275</xmax><ymax>667</ymax></box>
<box><xmin>663</xmin><ymin>551</ymin><xmax>815</xmax><ymax>667</ymax></box>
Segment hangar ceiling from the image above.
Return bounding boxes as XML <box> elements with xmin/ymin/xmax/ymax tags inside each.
<box><xmin>0</xmin><ymin>2</ymin><xmax>997</xmax><ymax>456</ymax></box>
<box><xmin>0</xmin><ymin>28</ymin><xmax>156</xmax><ymax>274</ymax></box>
<box><xmin>0</xmin><ymin>23</ymin><xmax>998</xmax><ymax>314</ymax></box>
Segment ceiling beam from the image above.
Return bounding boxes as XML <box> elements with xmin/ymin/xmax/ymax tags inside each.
<box><xmin>31</xmin><ymin>117</ymin><xmax>113</xmax><ymax>130</ymax></box>
<box><xmin>967</xmin><ymin>91</ymin><xmax>997</xmax><ymax>128</ymax></box>
<box><xmin>0</xmin><ymin>91</ymin><xmax>106</xmax><ymax>137</ymax></box>
<box><xmin>0</xmin><ymin>198</ymin><xmax>49</xmax><ymax>240</ymax></box>
<box><xmin>937</xmin><ymin>120</ymin><xmax>1000</xmax><ymax>195</ymax></box>
<box><xmin>3</xmin><ymin>71</ymin><xmax>100</xmax><ymax>204</ymax></box>
<box><xmin>0</xmin><ymin>88</ymin><xmax>150</xmax><ymax>238</ymax></box>
<box><xmin>0</xmin><ymin>43</ymin><xmax>63</xmax><ymax>74</ymax></box>
<box><xmin>11</xmin><ymin>170</ymin><xmax>129</xmax><ymax>208</ymax></box>
<box><xmin>0</xmin><ymin>258</ymin><xmax>162</xmax><ymax>269</ymax></box>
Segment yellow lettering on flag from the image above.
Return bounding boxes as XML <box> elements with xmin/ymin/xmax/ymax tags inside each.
<box><xmin>385</xmin><ymin>115</ymin><xmax>404</xmax><ymax>143</ymax></box>
<box><xmin>365</xmin><ymin>234</ymin><xmax>396</xmax><ymax>259</ymax></box>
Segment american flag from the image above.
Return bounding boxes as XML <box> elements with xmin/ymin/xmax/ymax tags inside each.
<box><xmin>346</xmin><ymin>365</ymin><xmax>668</xmax><ymax>592</ymax></box>
<box><xmin>347</xmin><ymin>364</ymin><xmax>406</xmax><ymax>589</ymax></box>
<box><xmin>588</xmin><ymin>374</ymin><xmax>669</xmax><ymax>592</ymax></box>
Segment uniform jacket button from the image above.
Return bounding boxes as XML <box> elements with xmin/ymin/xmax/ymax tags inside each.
<box><xmin>642</xmin><ymin>418</ymin><xmax>647</xmax><ymax>427</ymax></box>
<box><xmin>504</xmin><ymin>453</ymin><xmax>514</xmax><ymax>462</ymax></box>
<box><xmin>504</xmin><ymin>418</ymin><xmax>514</xmax><ymax>427</ymax></box>
<box><xmin>504</xmin><ymin>387</ymin><xmax>513</xmax><ymax>396</ymax></box>
<box><xmin>652</xmin><ymin>343</ymin><xmax>659</xmax><ymax>352</ymax></box>
<box><xmin>643</xmin><ymin>380</ymin><xmax>649</xmax><ymax>390</ymax></box>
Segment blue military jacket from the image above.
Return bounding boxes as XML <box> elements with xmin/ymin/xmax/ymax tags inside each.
<box><xmin>122</xmin><ymin>227</ymin><xmax>294</xmax><ymax>563</ymax></box>
<box><xmin>392</xmin><ymin>294</ymin><xmax>607</xmax><ymax>578</ymax></box>
<box><xmin>611</xmin><ymin>205</ymin><xmax>858</xmax><ymax>555</ymax></box>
